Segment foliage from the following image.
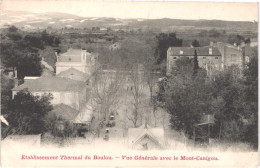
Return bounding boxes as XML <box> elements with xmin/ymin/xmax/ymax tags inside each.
<box><xmin>45</xmin><ymin>115</ymin><xmax>77</xmax><ymax>138</ymax></box>
<box><xmin>1</xmin><ymin>74</ymin><xmax>14</xmax><ymax>111</ymax></box>
<box><xmin>155</xmin><ymin>33</ymin><xmax>182</xmax><ymax>64</ymax></box>
<box><xmin>192</xmin><ymin>40</ymin><xmax>200</xmax><ymax>47</ymax></box>
<box><xmin>159</xmin><ymin>57</ymin><xmax>211</xmax><ymax>137</ymax></box>
<box><xmin>241</xmin><ymin>52</ymin><xmax>258</xmax><ymax>148</ymax></box>
<box><xmin>6</xmin><ymin>89</ymin><xmax>53</xmax><ymax>135</ymax></box>
<box><xmin>0</xmin><ymin>26</ymin><xmax>61</xmax><ymax>79</ymax></box>
<box><xmin>227</xmin><ymin>34</ymin><xmax>245</xmax><ymax>45</ymax></box>
<box><xmin>193</xmin><ymin>49</ymin><xmax>199</xmax><ymax>76</ymax></box>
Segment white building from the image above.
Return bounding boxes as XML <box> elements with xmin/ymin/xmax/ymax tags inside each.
<box><xmin>55</xmin><ymin>49</ymin><xmax>98</xmax><ymax>75</ymax></box>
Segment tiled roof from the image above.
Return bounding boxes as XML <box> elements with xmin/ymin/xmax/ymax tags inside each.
<box><xmin>12</xmin><ymin>76</ymin><xmax>87</xmax><ymax>92</ymax></box>
<box><xmin>168</xmin><ymin>46</ymin><xmax>221</xmax><ymax>56</ymax></box>
<box><xmin>48</xmin><ymin>103</ymin><xmax>79</xmax><ymax>121</ymax></box>
<box><xmin>57</xmin><ymin>68</ymin><xmax>90</xmax><ymax>81</ymax></box>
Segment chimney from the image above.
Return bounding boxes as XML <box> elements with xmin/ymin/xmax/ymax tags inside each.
<box><xmin>190</xmin><ymin>45</ymin><xmax>194</xmax><ymax>48</ymax></box>
<box><xmin>209</xmin><ymin>48</ymin><xmax>212</xmax><ymax>55</ymax></box>
<box><xmin>180</xmin><ymin>50</ymin><xmax>183</xmax><ymax>54</ymax></box>
<box><xmin>81</xmin><ymin>49</ymin><xmax>87</xmax><ymax>63</ymax></box>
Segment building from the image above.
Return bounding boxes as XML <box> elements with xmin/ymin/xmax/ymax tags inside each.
<box><xmin>55</xmin><ymin>48</ymin><xmax>98</xmax><ymax>75</ymax></box>
<box><xmin>167</xmin><ymin>42</ymin><xmax>250</xmax><ymax>75</ymax></box>
<box><xmin>128</xmin><ymin>124</ymin><xmax>165</xmax><ymax>150</ymax></box>
<box><xmin>167</xmin><ymin>46</ymin><xmax>222</xmax><ymax>74</ymax></box>
<box><xmin>215</xmin><ymin>42</ymin><xmax>244</xmax><ymax>69</ymax></box>
<box><xmin>12</xmin><ymin>76</ymin><xmax>89</xmax><ymax>111</ymax></box>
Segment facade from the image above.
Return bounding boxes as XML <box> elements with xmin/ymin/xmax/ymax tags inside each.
<box><xmin>55</xmin><ymin>49</ymin><xmax>98</xmax><ymax>75</ymax></box>
<box><xmin>167</xmin><ymin>46</ymin><xmax>222</xmax><ymax>74</ymax></box>
<box><xmin>167</xmin><ymin>42</ymin><xmax>248</xmax><ymax>75</ymax></box>
<box><xmin>12</xmin><ymin>76</ymin><xmax>89</xmax><ymax>111</ymax></box>
<box><xmin>215</xmin><ymin>42</ymin><xmax>244</xmax><ymax>69</ymax></box>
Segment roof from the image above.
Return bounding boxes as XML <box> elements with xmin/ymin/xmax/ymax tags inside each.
<box><xmin>128</xmin><ymin>124</ymin><xmax>164</xmax><ymax>148</ymax></box>
<box><xmin>12</xmin><ymin>76</ymin><xmax>87</xmax><ymax>92</ymax></box>
<box><xmin>57</xmin><ymin>67</ymin><xmax>90</xmax><ymax>81</ymax></box>
<box><xmin>168</xmin><ymin>46</ymin><xmax>221</xmax><ymax>56</ymax></box>
<box><xmin>58</xmin><ymin>49</ymin><xmax>91</xmax><ymax>63</ymax></box>
<box><xmin>48</xmin><ymin>103</ymin><xmax>80</xmax><ymax>121</ymax></box>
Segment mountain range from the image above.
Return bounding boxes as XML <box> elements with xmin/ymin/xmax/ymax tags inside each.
<box><xmin>0</xmin><ymin>11</ymin><xmax>258</xmax><ymax>32</ymax></box>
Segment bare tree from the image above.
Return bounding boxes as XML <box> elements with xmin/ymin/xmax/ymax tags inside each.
<box><xmin>126</xmin><ymin>67</ymin><xmax>145</xmax><ymax>128</ymax></box>
<box><xmin>90</xmin><ymin>68</ymin><xmax>122</xmax><ymax>137</ymax></box>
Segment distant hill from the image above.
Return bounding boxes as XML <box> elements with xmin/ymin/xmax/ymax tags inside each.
<box><xmin>0</xmin><ymin>11</ymin><xmax>257</xmax><ymax>32</ymax></box>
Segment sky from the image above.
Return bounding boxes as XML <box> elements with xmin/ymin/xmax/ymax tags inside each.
<box><xmin>0</xmin><ymin>0</ymin><xmax>258</xmax><ymax>21</ymax></box>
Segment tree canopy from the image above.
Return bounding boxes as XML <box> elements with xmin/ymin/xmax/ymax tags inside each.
<box><xmin>6</xmin><ymin>89</ymin><xmax>53</xmax><ymax>135</ymax></box>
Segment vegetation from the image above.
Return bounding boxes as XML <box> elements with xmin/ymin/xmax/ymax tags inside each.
<box><xmin>3</xmin><ymin>89</ymin><xmax>53</xmax><ymax>137</ymax></box>
<box><xmin>156</xmin><ymin>48</ymin><xmax>258</xmax><ymax>149</ymax></box>
<box><xmin>155</xmin><ymin>33</ymin><xmax>182</xmax><ymax>64</ymax></box>
<box><xmin>0</xmin><ymin>26</ymin><xmax>61</xmax><ymax>79</ymax></box>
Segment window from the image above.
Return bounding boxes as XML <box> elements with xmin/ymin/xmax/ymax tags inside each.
<box><xmin>203</xmin><ymin>57</ymin><xmax>206</xmax><ymax>59</ymax></box>
<box><xmin>180</xmin><ymin>50</ymin><xmax>183</xmax><ymax>54</ymax></box>
<box><xmin>173</xmin><ymin>57</ymin><xmax>177</xmax><ymax>59</ymax></box>
<box><xmin>215</xmin><ymin>57</ymin><xmax>218</xmax><ymax>59</ymax></box>
<box><xmin>186</xmin><ymin>57</ymin><xmax>189</xmax><ymax>59</ymax></box>
<box><xmin>209</xmin><ymin>48</ymin><xmax>212</xmax><ymax>55</ymax></box>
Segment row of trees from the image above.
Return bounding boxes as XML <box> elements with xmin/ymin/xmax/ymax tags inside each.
<box><xmin>156</xmin><ymin>48</ymin><xmax>258</xmax><ymax>148</ymax></box>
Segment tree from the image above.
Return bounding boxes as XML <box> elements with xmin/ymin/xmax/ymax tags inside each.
<box><xmin>157</xmin><ymin>57</ymin><xmax>212</xmax><ymax>138</ymax></box>
<box><xmin>5</xmin><ymin>89</ymin><xmax>53</xmax><ymax>135</ymax></box>
<box><xmin>155</xmin><ymin>33</ymin><xmax>182</xmax><ymax>64</ymax></box>
<box><xmin>91</xmin><ymin>69</ymin><xmax>122</xmax><ymax>137</ymax></box>
<box><xmin>126</xmin><ymin>68</ymin><xmax>145</xmax><ymax>128</ymax></box>
<box><xmin>192</xmin><ymin>40</ymin><xmax>200</xmax><ymax>47</ymax></box>
<box><xmin>228</xmin><ymin>34</ymin><xmax>245</xmax><ymax>46</ymax></box>
<box><xmin>211</xmin><ymin>66</ymin><xmax>244</xmax><ymax>141</ymax></box>
<box><xmin>193</xmin><ymin>49</ymin><xmax>199</xmax><ymax>76</ymax></box>
<box><xmin>164</xmin><ymin>68</ymin><xmax>211</xmax><ymax>138</ymax></box>
<box><xmin>0</xmin><ymin>38</ymin><xmax>43</xmax><ymax>79</ymax></box>
<box><xmin>1</xmin><ymin>74</ymin><xmax>15</xmax><ymax>115</ymax></box>
<box><xmin>242</xmin><ymin>51</ymin><xmax>258</xmax><ymax>149</ymax></box>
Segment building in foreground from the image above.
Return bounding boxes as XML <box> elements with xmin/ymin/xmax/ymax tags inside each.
<box><xmin>12</xmin><ymin>76</ymin><xmax>89</xmax><ymax>111</ymax></box>
<box><xmin>128</xmin><ymin>124</ymin><xmax>165</xmax><ymax>150</ymax></box>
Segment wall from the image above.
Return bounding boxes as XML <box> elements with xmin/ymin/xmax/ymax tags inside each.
<box><xmin>32</xmin><ymin>91</ymin><xmax>80</xmax><ymax>110</ymax></box>
<box><xmin>167</xmin><ymin>55</ymin><xmax>222</xmax><ymax>74</ymax></box>
<box><xmin>223</xmin><ymin>46</ymin><xmax>243</xmax><ymax>68</ymax></box>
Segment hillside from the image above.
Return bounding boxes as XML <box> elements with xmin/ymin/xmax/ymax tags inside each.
<box><xmin>0</xmin><ymin>11</ymin><xmax>257</xmax><ymax>33</ymax></box>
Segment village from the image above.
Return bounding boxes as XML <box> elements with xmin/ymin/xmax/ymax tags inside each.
<box><xmin>0</xmin><ymin>5</ymin><xmax>258</xmax><ymax>153</ymax></box>
<box><xmin>1</xmin><ymin>30</ymin><xmax>258</xmax><ymax>151</ymax></box>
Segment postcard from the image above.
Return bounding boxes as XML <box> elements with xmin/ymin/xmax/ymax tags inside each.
<box><xmin>0</xmin><ymin>0</ymin><xmax>258</xmax><ymax>167</ymax></box>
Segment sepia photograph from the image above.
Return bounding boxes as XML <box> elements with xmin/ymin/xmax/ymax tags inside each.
<box><xmin>0</xmin><ymin>0</ymin><xmax>258</xmax><ymax>167</ymax></box>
